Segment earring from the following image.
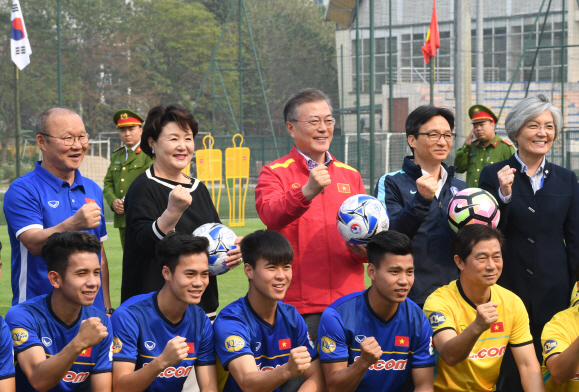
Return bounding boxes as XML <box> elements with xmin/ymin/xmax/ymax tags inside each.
<box><xmin>152</xmin><ymin>148</ymin><xmax>155</xmax><ymax>154</ymax></box>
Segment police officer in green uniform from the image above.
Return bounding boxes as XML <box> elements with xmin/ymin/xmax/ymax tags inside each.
<box><xmin>454</xmin><ymin>104</ymin><xmax>516</xmax><ymax>187</ymax></box>
<box><xmin>103</xmin><ymin>109</ymin><xmax>154</xmax><ymax>249</ymax></box>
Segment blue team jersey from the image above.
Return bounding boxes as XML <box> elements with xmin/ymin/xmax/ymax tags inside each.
<box><xmin>5</xmin><ymin>293</ymin><xmax>113</xmax><ymax>392</ymax></box>
<box><xmin>318</xmin><ymin>290</ymin><xmax>434</xmax><ymax>392</ymax></box>
<box><xmin>3</xmin><ymin>162</ymin><xmax>108</xmax><ymax>311</ymax></box>
<box><xmin>0</xmin><ymin>316</ymin><xmax>15</xmax><ymax>381</ymax></box>
<box><xmin>111</xmin><ymin>292</ymin><xmax>215</xmax><ymax>392</ymax></box>
<box><xmin>213</xmin><ymin>296</ymin><xmax>318</xmax><ymax>392</ymax></box>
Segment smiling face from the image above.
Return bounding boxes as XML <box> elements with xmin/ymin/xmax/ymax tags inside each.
<box><xmin>163</xmin><ymin>253</ymin><xmax>209</xmax><ymax>306</ymax></box>
<box><xmin>37</xmin><ymin>112</ymin><xmax>88</xmax><ymax>174</ymax></box>
<box><xmin>455</xmin><ymin>238</ymin><xmax>503</xmax><ymax>288</ymax></box>
<box><xmin>368</xmin><ymin>253</ymin><xmax>414</xmax><ymax>305</ymax></box>
<box><xmin>53</xmin><ymin>252</ymin><xmax>101</xmax><ymax>307</ymax></box>
<box><xmin>408</xmin><ymin>115</ymin><xmax>453</xmax><ymax>165</ymax></box>
<box><xmin>514</xmin><ymin>110</ymin><xmax>555</xmax><ymax>160</ymax></box>
<box><xmin>149</xmin><ymin>121</ymin><xmax>195</xmax><ymax>176</ymax></box>
<box><xmin>245</xmin><ymin>258</ymin><xmax>292</xmax><ymax>302</ymax></box>
<box><xmin>286</xmin><ymin>100</ymin><xmax>333</xmax><ymax>163</ymax></box>
<box><xmin>119</xmin><ymin>125</ymin><xmax>143</xmax><ymax>149</ymax></box>
<box><xmin>472</xmin><ymin>120</ymin><xmax>496</xmax><ymax>144</ymax></box>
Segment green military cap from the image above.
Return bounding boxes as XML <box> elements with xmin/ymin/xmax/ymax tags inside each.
<box><xmin>113</xmin><ymin>109</ymin><xmax>144</xmax><ymax>128</ymax></box>
<box><xmin>469</xmin><ymin>104</ymin><xmax>498</xmax><ymax>124</ymax></box>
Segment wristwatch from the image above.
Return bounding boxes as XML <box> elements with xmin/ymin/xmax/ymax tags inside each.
<box><xmin>105</xmin><ymin>307</ymin><xmax>115</xmax><ymax>315</ymax></box>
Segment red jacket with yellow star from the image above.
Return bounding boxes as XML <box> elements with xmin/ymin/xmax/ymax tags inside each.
<box><xmin>255</xmin><ymin>147</ymin><xmax>367</xmax><ymax>314</ymax></box>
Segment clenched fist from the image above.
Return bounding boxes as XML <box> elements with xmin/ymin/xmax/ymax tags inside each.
<box><xmin>358</xmin><ymin>337</ymin><xmax>382</xmax><ymax>368</ymax></box>
<box><xmin>497</xmin><ymin>165</ymin><xmax>516</xmax><ymax>198</ymax></box>
<box><xmin>167</xmin><ymin>185</ymin><xmax>193</xmax><ymax>215</ymax></box>
<box><xmin>158</xmin><ymin>336</ymin><xmax>189</xmax><ymax>369</ymax></box>
<box><xmin>472</xmin><ymin>302</ymin><xmax>499</xmax><ymax>334</ymax></box>
<box><xmin>112</xmin><ymin>199</ymin><xmax>124</xmax><ymax>215</ymax></box>
<box><xmin>74</xmin><ymin>318</ymin><xmax>108</xmax><ymax>350</ymax></box>
<box><xmin>416</xmin><ymin>174</ymin><xmax>438</xmax><ymax>200</ymax></box>
<box><xmin>302</xmin><ymin>165</ymin><xmax>331</xmax><ymax>201</ymax></box>
<box><xmin>70</xmin><ymin>203</ymin><xmax>102</xmax><ymax>230</ymax></box>
<box><xmin>285</xmin><ymin>346</ymin><xmax>312</xmax><ymax>378</ymax></box>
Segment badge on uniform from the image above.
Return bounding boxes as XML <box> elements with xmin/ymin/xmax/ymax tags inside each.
<box><xmin>115</xmin><ymin>161</ymin><xmax>121</xmax><ymax>164</ymax></box>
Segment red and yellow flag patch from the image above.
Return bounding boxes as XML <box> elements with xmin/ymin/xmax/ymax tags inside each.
<box><xmin>337</xmin><ymin>183</ymin><xmax>351</xmax><ymax>193</ymax></box>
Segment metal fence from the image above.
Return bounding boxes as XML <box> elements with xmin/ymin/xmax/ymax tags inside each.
<box><xmin>1</xmin><ymin>130</ymin><xmax>579</xmax><ymax>224</ymax></box>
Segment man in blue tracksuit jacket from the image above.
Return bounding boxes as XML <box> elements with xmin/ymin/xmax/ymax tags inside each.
<box><xmin>375</xmin><ymin>106</ymin><xmax>467</xmax><ymax>307</ymax></box>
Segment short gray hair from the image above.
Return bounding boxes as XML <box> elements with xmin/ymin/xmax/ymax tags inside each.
<box><xmin>36</xmin><ymin>107</ymin><xmax>79</xmax><ymax>136</ymax></box>
<box><xmin>283</xmin><ymin>88</ymin><xmax>333</xmax><ymax>123</ymax></box>
<box><xmin>505</xmin><ymin>94</ymin><xmax>562</xmax><ymax>147</ymax></box>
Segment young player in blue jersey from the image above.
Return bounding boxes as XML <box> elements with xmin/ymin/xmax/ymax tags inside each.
<box><xmin>111</xmin><ymin>233</ymin><xmax>217</xmax><ymax>392</ymax></box>
<box><xmin>318</xmin><ymin>230</ymin><xmax>434</xmax><ymax>392</ymax></box>
<box><xmin>5</xmin><ymin>231</ymin><xmax>112</xmax><ymax>392</ymax></box>
<box><xmin>0</xmin><ymin>243</ymin><xmax>16</xmax><ymax>392</ymax></box>
<box><xmin>213</xmin><ymin>230</ymin><xmax>326</xmax><ymax>392</ymax></box>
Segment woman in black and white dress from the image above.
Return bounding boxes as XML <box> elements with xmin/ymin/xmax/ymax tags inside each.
<box><xmin>120</xmin><ymin>103</ymin><xmax>242</xmax><ymax>319</ymax></box>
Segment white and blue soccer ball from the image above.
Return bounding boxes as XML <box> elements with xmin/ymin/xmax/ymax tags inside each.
<box><xmin>336</xmin><ymin>194</ymin><xmax>389</xmax><ymax>245</ymax></box>
<box><xmin>193</xmin><ymin>223</ymin><xmax>237</xmax><ymax>276</ymax></box>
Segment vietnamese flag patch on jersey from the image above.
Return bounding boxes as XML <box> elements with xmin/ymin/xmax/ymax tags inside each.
<box><xmin>491</xmin><ymin>322</ymin><xmax>504</xmax><ymax>333</ymax></box>
<box><xmin>395</xmin><ymin>336</ymin><xmax>410</xmax><ymax>347</ymax></box>
<box><xmin>279</xmin><ymin>338</ymin><xmax>291</xmax><ymax>350</ymax></box>
<box><xmin>79</xmin><ymin>347</ymin><xmax>92</xmax><ymax>357</ymax></box>
<box><xmin>84</xmin><ymin>198</ymin><xmax>96</xmax><ymax>204</ymax></box>
<box><xmin>187</xmin><ymin>343</ymin><xmax>195</xmax><ymax>353</ymax></box>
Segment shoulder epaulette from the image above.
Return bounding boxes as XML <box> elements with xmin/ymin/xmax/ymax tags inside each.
<box><xmin>333</xmin><ymin>161</ymin><xmax>358</xmax><ymax>172</ymax></box>
<box><xmin>269</xmin><ymin>158</ymin><xmax>295</xmax><ymax>170</ymax></box>
<box><xmin>113</xmin><ymin>146</ymin><xmax>124</xmax><ymax>153</ymax></box>
<box><xmin>501</xmin><ymin>138</ymin><xmax>513</xmax><ymax>146</ymax></box>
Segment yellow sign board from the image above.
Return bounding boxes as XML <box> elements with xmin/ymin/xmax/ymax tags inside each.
<box><xmin>196</xmin><ymin>135</ymin><xmax>223</xmax><ymax>213</ymax></box>
<box><xmin>225</xmin><ymin>134</ymin><xmax>250</xmax><ymax>227</ymax></box>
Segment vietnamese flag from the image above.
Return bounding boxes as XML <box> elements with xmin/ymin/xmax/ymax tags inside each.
<box><xmin>421</xmin><ymin>0</ymin><xmax>440</xmax><ymax>64</ymax></box>
<box><xmin>79</xmin><ymin>347</ymin><xmax>92</xmax><ymax>357</ymax></box>
<box><xmin>279</xmin><ymin>338</ymin><xmax>291</xmax><ymax>350</ymax></box>
<box><xmin>85</xmin><ymin>198</ymin><xmax>96</xmax><ymax>204</ymax></box>
<box><xmin>394</xmin><ymin>336</ymin><xmax>410</xmax><ymax>347</ymax></box>
<box><xmin>187</xmin><ymin>343</ymin><xmax>195</xmax><ymax>353</ymax></box>
<box><xmin>491</xmin><ymin>322</ymin><xmax>504</xmax><ymax>333</ymax></box>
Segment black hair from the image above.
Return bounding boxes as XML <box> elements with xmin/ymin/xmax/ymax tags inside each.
<box><xmin>366</xmin><ymin>231</ymin><xmax>413</xmax><ymax>268</ymax></box>
<box><xmin>405</xmin><ymin>105</ymin><xmax>455</xmax><ymax>152</ymax></box>
<box><xmin>141</xmin><ymin>104</ymin><xmax>199</xmax><ymax>158</ymax></box>
<box><xmin>453</xmin><ymin>225</ymin><xmax>505</xmax><ymax>263</ymax></box>
<box><xmin>156</xmin><ymin>233</ymin><xmax>209</xmax><ymax>273</ymax></box>
<box><xmin>41</xmin><ymin>232</ymin><xmax>101</xmax><ymax>277</ymax></box>
<box><xmin>240</xmin><ymin>230</ymin><xmax>294</xmax><ymax>268</ymax></box>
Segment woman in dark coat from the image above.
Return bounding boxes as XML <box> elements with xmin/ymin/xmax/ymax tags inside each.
<box><xmin>120</xmin><ymin>104</ymin><xmax>242</xmax><ymax>319</ymax></box>
<box><xmin>479</xmin><ymin>93</ymin><xmax>579</xmax><ymax>391</ymax></box>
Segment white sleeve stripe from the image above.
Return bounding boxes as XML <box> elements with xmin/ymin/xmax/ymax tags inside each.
<box><xmin>100</xmin><ymin>235</ymin><xmax>109</xmax><ymax>242</ymax></box>
<box><xmin>18</xmin><ymin>242</ymin><xmax>29</xmax><ymax>303</ymax></box>
<box><xmin>16</xmin><ymin>224</ymin><xmax>44</xmax><ymax>239</ymax></box>
<box><xmin>152</xmin><ymin>221</ymin><xmax>164</xmax><ymax>240</ymax></box>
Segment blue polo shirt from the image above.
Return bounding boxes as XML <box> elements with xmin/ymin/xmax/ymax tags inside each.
<box><xmin>4</xmin><ymin>162</ymin><xmax>108</xmax><ymax>311</ymax></box>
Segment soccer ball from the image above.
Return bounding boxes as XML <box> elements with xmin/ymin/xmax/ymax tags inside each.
<box><xmin>336</xmin><ymin>194</ymin><xmax>389</xmax><ymax>245</ymax></box>
<box><xmin>447</xmin><ymin>188</ymin><xmax>500</xmax><ymax>232</ymax></box>
<box><xmin>193</xmin><ymin>223</ymin><xmax>237</xmax><ymax>276</ymax></box>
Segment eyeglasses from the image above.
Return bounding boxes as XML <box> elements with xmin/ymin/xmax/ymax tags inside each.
<box><xmin>292</xmin><ymin>118</ymin><xmax>336</xmax><ymax>128</ymax></box>
<box><xmin>525</xmin><ymin>123</ymin><xmax>556</xmax><ymax>134</ymax></box>
<box><xmin>40</xmin><ymin>133</ymin><xmax>90</xmax><ymax>146</ymax></box>
<box><xmin>416</xmin><ymin>132</ymin><xmax>456</xmax><ymax>142</ymax></box>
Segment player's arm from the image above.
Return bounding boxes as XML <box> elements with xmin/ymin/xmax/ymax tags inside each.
<box><xmin>195</xmin><ymin>364</ymin><xmax>218</xmax><ymax>392</ymax></box>
<box><xmin>511</xmin><ymin>344</ymin><xmax>545</xmax><ymax>391</ymax></box>
<box><xmin>113</xmin><ymin>336</ymin><xmax>188</xmax><ymax>392</ymax></box>
<box><xmin>17</xmin><ymin>318</ymin><xmax>107</xmax><ymax>392</ymax></box>
<box><xmin>298</xmin><ymin>358</ymin><xmax>326</xmax><ymax>392</ymax></box>
<box><xmin>0</xmin><ymin>378</ymin><xmax>15</xmax><ymax>392</ymax></box>
<box><xmin>89</xmin><ymin>372</ymin><xmax>112</xmax><ymax>392</ymax></box>
<box><xmin>18</xmin><ymin>202</ymin><xmax>102</xmax><ymax>256</ymax></box>
<box><xmin>228</xmin><ymin>347</ymin><xmax>312</xmax><ymax>392</ymax></box>
<box><xmin>434</xmin><ymin>302</ymin><xmax>498</xmax><ymax>366</ymax></box>
<box><xmin>545</xmin><ymin>333</ymin><xmax>579</xmax><ymax>384</ymax></box>
<box><xmin>412</xmin><ymin>367</ymin><xmax>434</xmax><ymax>392</ymax></box>
<box><xmin>100</xmin><ymin>244</ymin><xmax>111</xmax><ymax>309</ymax></box>
<box><xmin>322</xmin><ymin>337</ymin><xmax>382</xmax><ymax>392</ymax></box>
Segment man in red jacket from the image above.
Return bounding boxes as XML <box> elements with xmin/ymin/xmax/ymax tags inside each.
<box><xmin>255</xmin><ymin>88</ymin><xmax>367</xmax><ymax>344</ymax></box>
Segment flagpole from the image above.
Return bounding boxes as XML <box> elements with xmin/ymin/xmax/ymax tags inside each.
<box><xmin>430</xmin><ymin>57</ymin><xmax>434</xmax><ymax>105</ymax></box>
<box><xmin>15</xmin><ymin>64</ymin><xmax>21</xmax><ymax>178</ymax></box>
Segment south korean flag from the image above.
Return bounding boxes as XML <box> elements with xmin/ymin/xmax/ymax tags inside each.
<box><xmin>11</xmin><ymin>0</ymin><xmax>32</xmax><ymax>70</ymax></box>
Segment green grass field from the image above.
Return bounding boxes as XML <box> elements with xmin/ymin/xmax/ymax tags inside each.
<box><xmin>0</xmin><ymin>219</ymin><xmax>371</xmax><ymax>317</ymax></box>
